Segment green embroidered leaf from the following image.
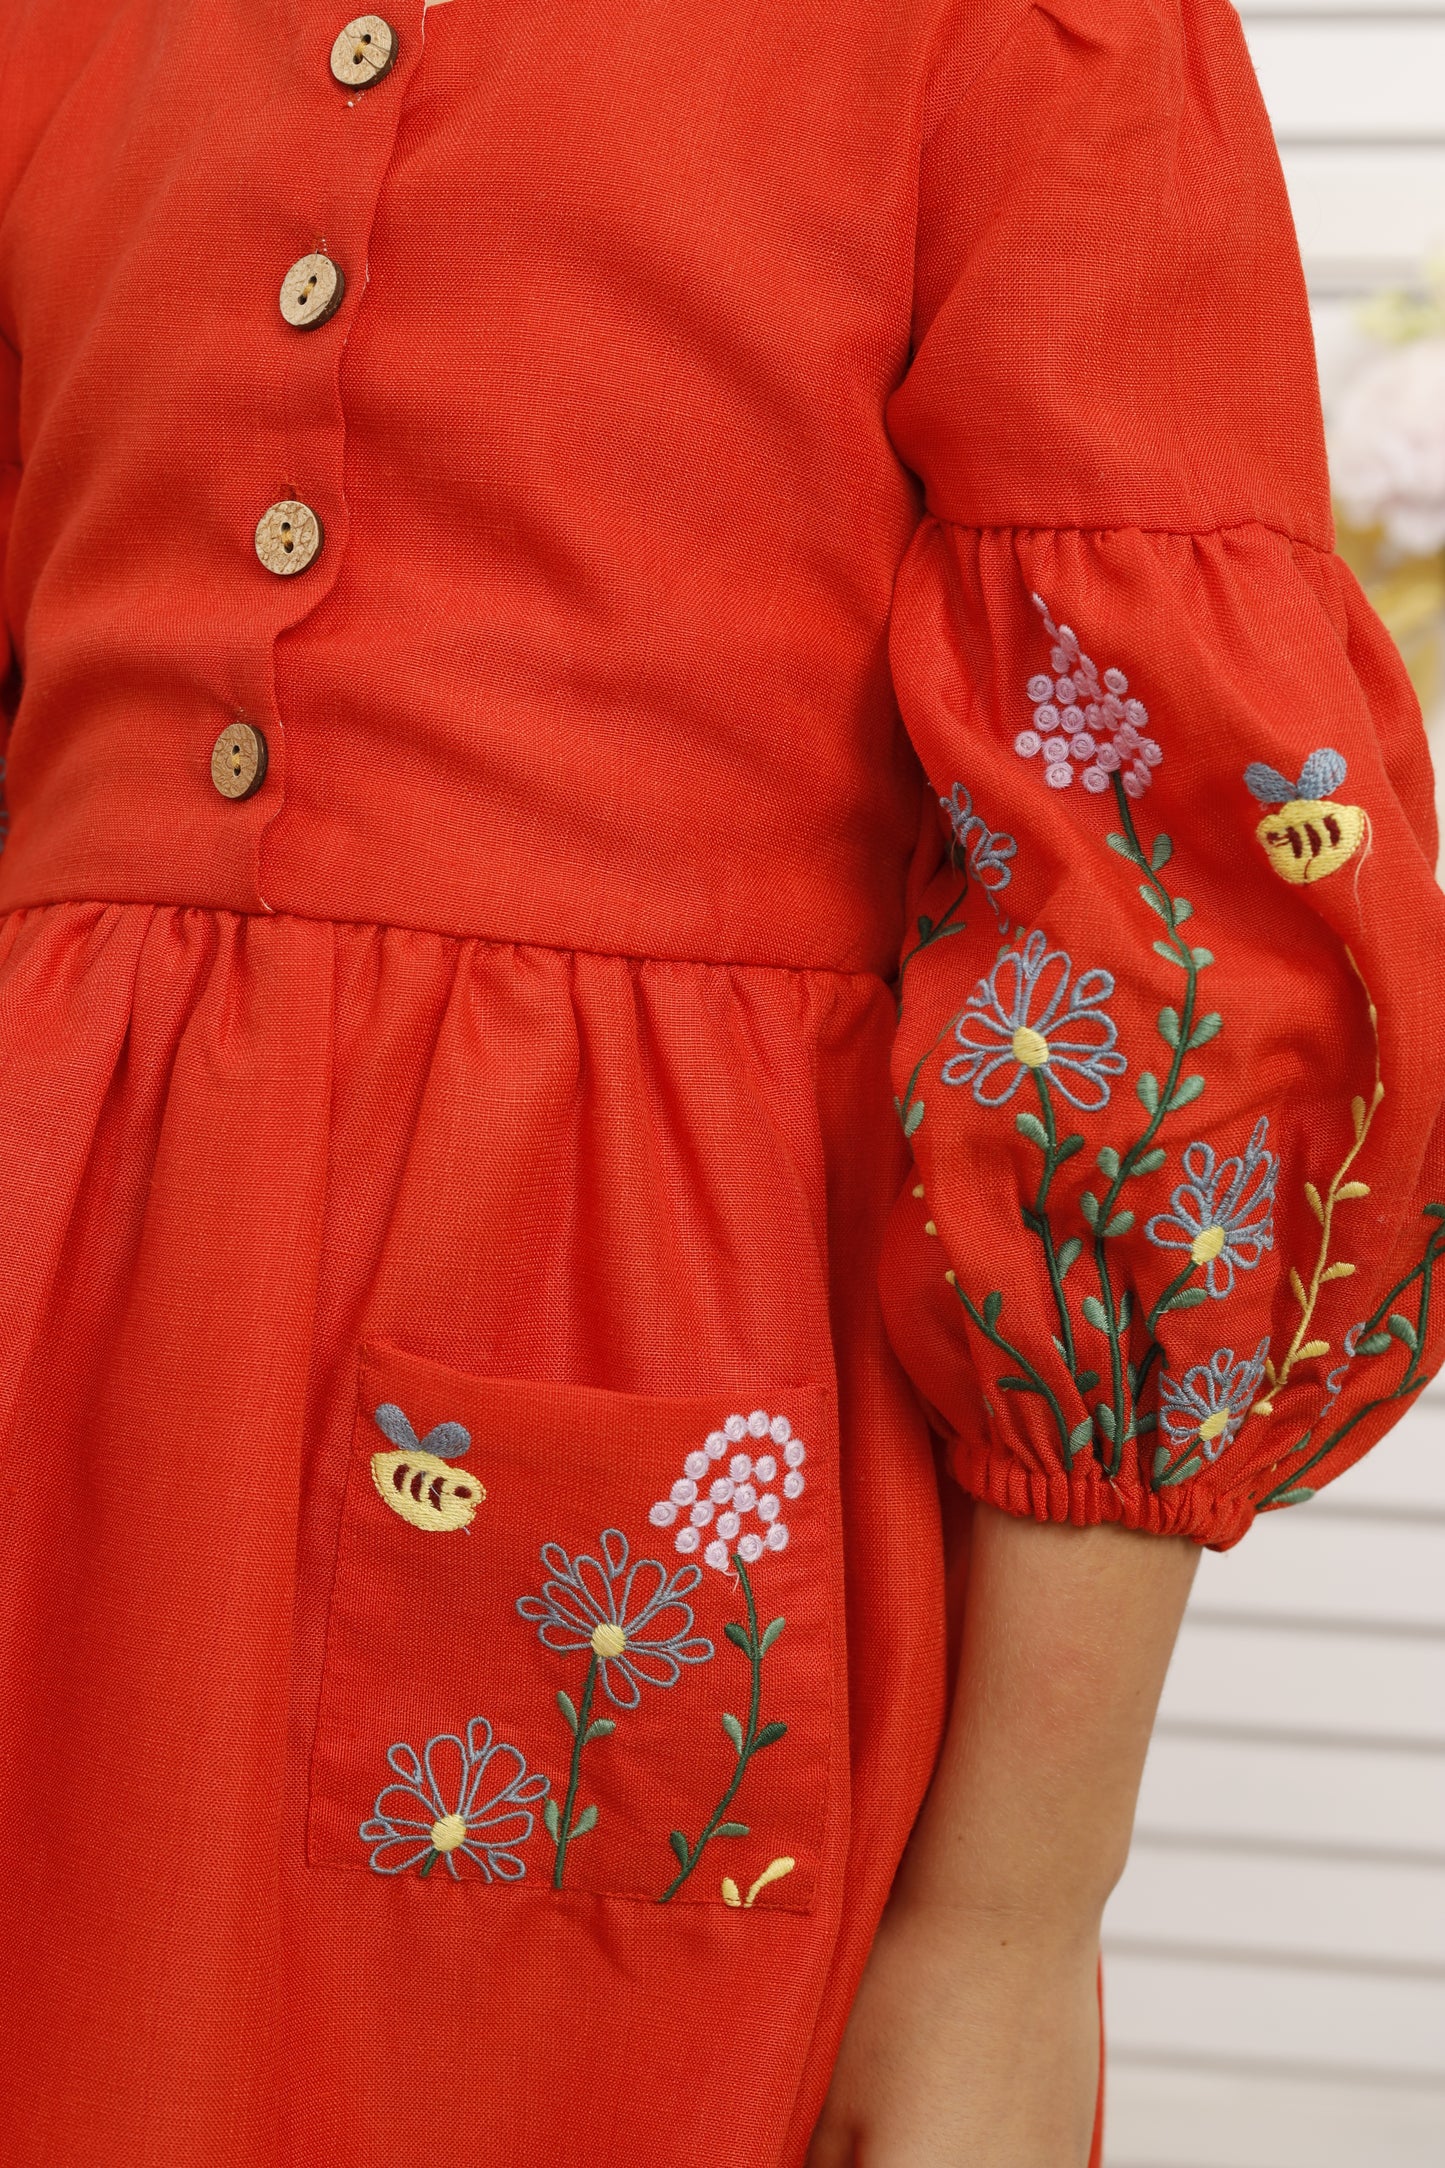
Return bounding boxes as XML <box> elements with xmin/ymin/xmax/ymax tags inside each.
<box><xmin>1426</xmin><ymin>1203</ymin><xmax>1445</xmax><ymax>1221</ymax></box>
<box><xmin>1132</xmin><ymin>1147</ymin><xmax>1167</xmax><ymax>1176</ymax></box>
<box><xmin>903</xmin><ymin>1099</ymin><xmax>925</xmax><ymax>1138</ymax></box>
<box><xmin>1155</xmin><ymin>1450</ymin><xmax>1202</xmax><ymax>1487</ymax></box>
<box><xmin>543</xmin><ymin>1799</ymin><xmax>561</xmax><ymax>1842</ymax></box>
<box><xmin>754</xmin><ymin>1722</ymin><xmax>788</xmax><ymax>1751</ymax></box>
<box><xmin>556</xmin><ymin>1690</ymin><xmax>579</xmax><ymax>1735</ymax></box>
<box><xmin>1187</xmin><ymin>1011</ymin><xmax>1223</xmax><ymax>1050</ymax></box>
<box><xmin>1134</xmin><ymin>1411</ymin><xmax>1158</xmax><ymax>1437</ymax></box>
<box><xmin>716</xmin><ymin>1822</ymin><xmax>751</xmax><ymax>1838</ymax></box>
<box><xmin>996</xmin><ymin>1376</ymin><xmax>1040</xmax><ymax>1393</ymax></box>
<box><xmin>1022</xmin><ymin>1207</ymin><xmax>1045</xmax><ymax>1236</ymax></box>
<box><xmin>1056</xmin><ymin>1237</ymin><xmax>1082</xmax><ymax>1277</ymax></box>
<box><xmin>1055</xmin><ymin>1134</ymin><xmax>1085</xmax><ymax>1165</ymax></box>
<box><xmin>1126</xmin><ymin>1360</ymin><xmax>1138</xmax><ymax>1395</ymax></box>
<box><xmin>572</xmin><ymin>1805</ymin><xmax>599</xmax><ymax>1838</ymax></box>
<box><xmin>1164</xmin><ymin>1285</ymin><xmax>1208</xmax><ymax>1312</ymax></box>
<box><xmin>1171</xmin><ymin>897</ymin><xmax>1194</xmax><ymax>925</ymax></box>
<box><xmin>983</xmin><ymin>1290</ymin><xmax>1003</xmax><ymax>1329</ymax></box>
<box><xmin>1136</xmin><ymin>1072</ymin><xmax>1160</xmax><ymax>1114</ymax></box>
<box><xmin>1388</xmin><ymin>1313</ymin><xmax>1420</xmax><ymax>1351</ymax></box>
<box><xmin>583</xmin><ymin>1719</ymin><xmax>616</xmax><ymax>1744</ymax></box>
<box><xmin>1139</xmin><ymin>883</ymin><xmax>1172</xmax><ymax>922</ymax></box>
<box><xmin>760</xmin><ymin>1617</ymin><xmax>786</xmax><ymax>1654</ymax></box>
<box><xmin>1356</xmin><ymin>1330</ymin><xmax>1393</xmax><ymax>1355</ymax></box>
<box><xmin>721</xmin><ymin>1712</ymin><xmax>745</xmax><ymax>1754</ymax></box>
<box><xmin>1167</xmin><ymin>1075</ymin><xmax>1205</xmax><ymax>1112</ymax></box>
<box><xmin>1067</xmin><ymin>1417</ymin><xmax>1094</xmax><ymax>1464</ymax></box>
<box><xmin>917</xmin><ymin>915</ymin><xmax>934</xmax><ymax>940</ymax></box>
<box><xmin>1117</xmin><ymin>1289</ymin><xmax>1133</xmax><ymax>1330</ymax></box>
<box><xmin>1097</xmin><ymin>1145</ymin><xmax>1120</xmax><ymax>1180</ymax></box>
<box><xmin>1076</xmin><ymin>1368</ymin><xmax>1100</xmax><ymax>1393</ymax></box>
<box><xmin>1102</xmin><ymin>1210</ymin><xmax>1135</xmax><ymax>1239</ymax></box>
<box><xmin>1190</xmin><ymin>946</ymin><xmax>1214</xmax><ymax>968</ymax></box>
<box><xmin>724</xmin><ymin>1621</ymin><xmax>753</xmax><ymax>1654</ymax></box>
<box><xmin>1079</xmin><ymin>1190</ymin><xmax>1100</xmax><ymax>1228</ymax></box>
<box><xmin>1106</xmin><ymin>832</ymin><xmax>1135</xmax><ymax>862</ymax></box>
<box><xmin>1015</xmin><ymin>1110</ymin><xmax>1048</xmax><ymax>1149</ymax></box>
<box><xmin>1153</xmin><ymin>939</ymin><xmax>1185</xmax><ymax>966</ymax></box>
<box><xmin>1150</xmin><ymin>834</ymin><xmax>1174</xmax><ymax>871</ymax></box>
<box><xmin>1157</xmin><ymin>1006</ymin><xmax>1181</xmax><ymax>1050</ymax></box>
<box><xmin>1270</xmin><ymin>1487</ymin><xmax>1316</xmax><ymax>1508</ymax></box>
<box><xmin>1094</xmin><ymin>1403</ymin><xmax>1117</xmax><ymax>1442</ymax></box>
<box><xmin>1081</xmin><ymin>1295</ymin><xmax>1107</xmax><ymax>1332</ymax></box>
<box><xmin>669</xmin><ymin>1830</ymin><xmax>690</xmax><ymax>1867</ymax></box>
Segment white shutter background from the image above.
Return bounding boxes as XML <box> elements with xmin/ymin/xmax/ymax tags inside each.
<box><xmin>1102</xmin><ymin>8</ymin><xmax>1445</xmax><ymax>2161</ymax></box>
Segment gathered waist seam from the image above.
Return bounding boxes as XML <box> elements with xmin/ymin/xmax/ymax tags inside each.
<box><xmin>0</xmin><ymin>894</ymin><xmax>894</xmax><ymax>986</ymax></box>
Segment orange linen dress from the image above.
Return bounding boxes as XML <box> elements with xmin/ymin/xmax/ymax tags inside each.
<box><xmin>1</xmin><ymin>0</ymin><xmax>1442</xmax><ymax>2161</ymax></box>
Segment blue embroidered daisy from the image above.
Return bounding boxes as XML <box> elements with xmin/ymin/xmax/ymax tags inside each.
<box><xmin>1145</xmin><ymin>1117</ymin><xmax>1278</xmax><ymax>1297</ymax></box>
<box><xmin>940</xmin><ymin>783</ymin><xmax>1018</xmax><ymax>918</ymax></box>
<box><xmin>516</xmin><ymin>1529</ymin><xmax>714</xmax><ymax>1710</ymax></box>
<box><xmin>1159</xmin><ymin>1337</ymin><xmax>1271</xmax><ymax>1462</ymax></box>
<box><xmin>360</xmin><ymin>1716</ymin><xmax>549</xmax><ymax>1880</ymax></box>
<box><xmin>942</xmin><ymin>929</ymin><xmax>1126</xmax><ymax>1111</ymax></box>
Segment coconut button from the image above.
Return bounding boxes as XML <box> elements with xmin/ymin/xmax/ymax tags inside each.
<box><xmin>329</xmin><ymin>16</ymin><xmax>397</xmax><ymax>88</ymax></box>
<box><xmin>254</xmin><ymin>500</ymin><xmax>323</xmax><ymax>577</ymax></box>
<box><xmin>210</xmin><ymin>722</ymin><xmax>268</xmax><ymax>802</ymax></box>
<box><xmin>279</xmin><ymin>253</ymin><xmax>345</xmax><ymax>331</ymax></box>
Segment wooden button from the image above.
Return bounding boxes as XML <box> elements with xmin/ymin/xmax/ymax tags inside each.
<box><xmin>329</xmin><ymin>15</ymin><xmax>396</xmax><ymax>88</ymax></box>
<box><xmin>210</xmin><ymin>722</ymin><xmax>268</xmax><ymax>801</ymax></box>
<box><xmin>279</xmin><ymin>253</ymin><xmax>345</xmax><ymax>331</ymax></box>
<box><xmin>254</xmin><ymin>500</ymin><xmax>323</xmax><ymax>577</ymax></box>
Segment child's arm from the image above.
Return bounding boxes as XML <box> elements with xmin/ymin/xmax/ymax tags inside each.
<box><xmin>808</xmin><ymin>1505</ymin><xmax>1199</xmax><ymax>2166</ymax></box>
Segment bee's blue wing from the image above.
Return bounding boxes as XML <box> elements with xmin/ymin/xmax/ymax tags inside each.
<box><xmin>373</xmin><ymin>1401</ymin><xmax>420</xmax><ymax>1451</ymax></box>
<box><xmin>1242</xmin><ymin>761</ymin><xmax>1296</xmax><ymax>807</ymax></box>
<box><xmin>420</xmin><ymin>1420</ymin><xmax>472</xmax><ymax>1461</ymax></box>
<box><xmin>1297</xmin><ymin>747</ymin><xmax>1347</xmax><ymax>800</ymax></box>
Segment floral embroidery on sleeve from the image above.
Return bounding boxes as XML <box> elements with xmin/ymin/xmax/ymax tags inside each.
<box><xmin>899</xmin><ymin>592</ymin><xmax>1444</xmax><ymax>1512</ymax></box>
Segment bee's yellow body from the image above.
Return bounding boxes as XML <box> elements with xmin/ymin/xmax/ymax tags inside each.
<box><xmin>1256</xmin><ymin>797</ymin><xmax>1366</xmax><ymax>885</ymax></box>
<box><xmin>371</xmin><ymin>1449</ymin><xmax>485</xmax><ymax>1532</ymax></box>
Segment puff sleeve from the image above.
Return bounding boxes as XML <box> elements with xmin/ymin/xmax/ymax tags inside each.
<box><xmin>880</xmin><ymin>0</ymin><xmax>1445</xmax><ymax>1548</ymax></box>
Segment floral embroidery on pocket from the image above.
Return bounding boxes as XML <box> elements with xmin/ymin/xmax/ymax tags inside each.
<box><xmin>370</xmin><ymin>1400</ymin><xmax>485</xmax><ymax>1532</ymax></box>
<box><xmin>360</xmin><ymin>1716</ymin><xmax>549</xmax><ymax>1880</ymax></box>
<box><xmin>517</xmin><ymin>1530</ymin><xmax>714</xmax><ymax>1887</ymax></box>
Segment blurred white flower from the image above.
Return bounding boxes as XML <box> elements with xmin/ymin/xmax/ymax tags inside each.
<box><xmin>1329</xmin><ymin>337</ymin><xmax>1445</xmax><ymax>556</ymax></box>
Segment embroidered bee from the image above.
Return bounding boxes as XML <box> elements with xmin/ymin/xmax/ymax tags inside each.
<box><xmin>370</xmin><ymin>1402</ymin><xmax>485</xmax><ymax>1533</ymax></box>
<box><xmin>1243</xmin><ymin>748</ymin><xmax>1367</xmax><ymax>886</ymax></box>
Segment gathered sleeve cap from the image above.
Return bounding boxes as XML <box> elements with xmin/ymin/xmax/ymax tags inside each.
<box><xmin>881</xmin><ymin>0</ymin><xmax>1445</xmax><ymax>1548</ymax></box>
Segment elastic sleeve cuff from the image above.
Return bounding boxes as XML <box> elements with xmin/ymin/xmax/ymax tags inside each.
<box><xmin>948</xmin><ymin>1432</ymin><xmax>1257</xmax><ymax>1549</ymax></box>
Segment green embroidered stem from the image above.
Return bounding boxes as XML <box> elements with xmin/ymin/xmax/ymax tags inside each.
<box><xmin>551</xmin><ymin>1653</ymin><xmax>600</xmax><ymax>1890</ymax></box>
<box><xmin>897</xmin><ymin>1003</ymin><xmax>969</xmax><ymax>1138</ymax></box>
<box><xmin>952</xmin><ymin>1279</ymin><xmax>1075</xmax><ymax>1459</ymax></box>
<box><xmin>1256</xmin><ymin>1214</ymin><xmax>1445</xmax><ymax>1506</ymax></box>
<box><xmin>1084</xmin><ymin>780</ymin><xmax>1207</xmax><ymax>1470</ymax></box>
<box><xmin>658</xmin><ymin>1562</ymin><xmax>785</xmax><ymax>1903</ymax></box>
<box><xmin>1146</xmin><ymin>1260</ymin><xmax>1200</xmax><ymax>1337</ymax></box>
<box><xmin>1023</xmin><ymin>1070</ymin><xmax>1081</xmax><ymax>1378</ymax></box>
<box><xmin>418</xmin><ymin>1847</ymin><xmax>438</xmax><ymax>1879</ymax></box>
<box><xmin>897</xmin><ymin>872</ymin><xmax>971</xmax><ymax>1001</ymax></box>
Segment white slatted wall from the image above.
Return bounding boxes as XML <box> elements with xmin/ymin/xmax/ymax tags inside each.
<box><xmin>1103</xmin><ymin>10</ymin><xmax>1445</xmax><ymax>2161</ymax></box>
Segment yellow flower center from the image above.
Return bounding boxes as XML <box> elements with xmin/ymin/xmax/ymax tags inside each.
<box><xmin>429</xmin><ymin>1813</ymin><xmax>468</xmax><ymax>1853</ymax></box>
<box><xmin>1012</xmin><ymin>1026</ymin><xmax>1050</xmax><ymax>1069</ymax></box>
<box><xmin>591</xmin><ymin>1621</ymin><xmax>627</xmax><ymax>1659</ymax></box>
<box><xmin>1191</xmin><ymin>1225</ymin><xmax>1227</xmax><ymax>1265</ymax></box>
<box><xmin>1198</xmin><ymin>1410</ymin><xmax>1230</xmax><ymax>1445</ymax></box>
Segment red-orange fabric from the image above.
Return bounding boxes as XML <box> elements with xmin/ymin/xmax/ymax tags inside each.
<box><xmin>0</xmin><ymin>0</ymin><xmax>1437</xmax><ymax>2163</ymax></box>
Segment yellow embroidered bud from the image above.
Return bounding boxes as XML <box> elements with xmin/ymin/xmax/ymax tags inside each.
<box><xmin>1198</xmin><ymin>1410</ymin><xmax>1230</xmax><ymax>1446</ymax></box>
<box><xmin>1012</xmin><ymin>1026</ymin><xmax>1050</xmax><ymax>1069</ymax></box>
<box><xmin>430</xmin><ymin>1814</ymin><xmax>468</xmax><ymax>1853</ymax></box>
<box><xmin>1190</xmin><ymin>1225</ymin><xmax>1226</xmax><ymax>1266</ymax></box>
<box><xmin>591</xmin><ymin>1621</ymin><xmax>627</xmax><ymax>1659</ymax></box>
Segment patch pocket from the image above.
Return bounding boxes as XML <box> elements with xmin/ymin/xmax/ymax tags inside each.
<box><xmin>307</xmin><ymin>1342</ymin><xmax>842</xmax><ymax>1910</ymax></box>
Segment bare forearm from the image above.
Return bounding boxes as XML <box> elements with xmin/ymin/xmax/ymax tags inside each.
<box><xmin>898</xmin><ymin>1503</ymin><xmax>1201</xmax><ymax>1928</ymax></box>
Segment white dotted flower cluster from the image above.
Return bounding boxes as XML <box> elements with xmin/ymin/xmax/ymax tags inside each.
<box><xmin>648</xmin><ymin>1410</ymin><xmax>805</xmax><ymax>1573</ymax></box>
<box><xmin>1014</xmin><ymin>595</ymin><xmax>1163</xmax><ymax>800</ymax></box>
